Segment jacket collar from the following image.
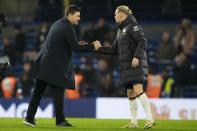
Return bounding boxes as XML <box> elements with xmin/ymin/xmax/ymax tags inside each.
<box><xmin>62</xmin><ymin>17</ymin><xmax>72</xmax><ymax>25</ymax></box>
<box><xmin>119</xmin><ymin>14</ymin><xmax>137</xmax><ymax>29</ymax></box>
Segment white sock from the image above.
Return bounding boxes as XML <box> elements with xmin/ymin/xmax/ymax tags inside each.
<box><xmin>129</xmin><ymin>98</ymin><xmax>138</xmax><ymax>124</ymax></box>
<box><xmin>138</xmin><ymin>93</ymin><xmax>153</xmax><ymax>121</ymax></box>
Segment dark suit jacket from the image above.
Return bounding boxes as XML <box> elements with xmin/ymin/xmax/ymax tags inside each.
<box><xmin>34</xmin><ymin>18</ymin><xmax>94</xmax><ymax>89</ymax></box>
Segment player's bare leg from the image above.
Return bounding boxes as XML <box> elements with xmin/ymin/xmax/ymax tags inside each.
<box><xmin>122</xmin><ymin>88</ymin><xmax>138</xmax><ymax>128</ymax></box>
<box><xmin>134</xmin><ymin>84</ymin><xmax>155</xmax><ymax>129</ymax></box>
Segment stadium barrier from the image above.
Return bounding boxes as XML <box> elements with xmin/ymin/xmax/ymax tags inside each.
<box><xmin>0</xmin><ymin>98</ymin><xmax>197</xmax><ymax>120</ymax></box>
<box><xmin>0</xmin><ymin>98</ymin><xmax>96</xmax><ymax>118</ymax></box>
<box><xmin>96</xmin><ymin>98</ymin><xmax>197</xmax><ymax>120</ymax></box>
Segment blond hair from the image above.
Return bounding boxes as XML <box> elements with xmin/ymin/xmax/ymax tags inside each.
<box><xmin>116</xmin><ymin>5</ymin><xmax>132</xmax><ymax>15</ymax></box>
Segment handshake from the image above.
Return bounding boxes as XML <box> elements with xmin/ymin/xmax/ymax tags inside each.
<box><xmin>79</xmin><ymin>40</ymin><xmax>101</xmax><ymax>50</ymax></box>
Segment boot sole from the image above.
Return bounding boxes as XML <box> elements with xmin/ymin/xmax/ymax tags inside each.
<box><xmin>23</xmin><ymin>120</ymin><xmax>36</xmax><ymax>127</ymax></box>
<box><xmin>144</xmin><ymin>122</ymin><xmax>155</xmax><ymax>129</ymax></box>
<box><xmin>56</xmin><ymin>125</ymin><xmax>75</xmax><ymax>127</ymax></box>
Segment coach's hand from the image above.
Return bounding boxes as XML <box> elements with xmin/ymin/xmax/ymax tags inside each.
<box><xmin>79</xmin><ymin>41</ymin><xmax>88</xmax><ymax>45</ymax></box>
<box><xmin>132</xmin><ymin>57</ymin><xmax>139</xmax><ymax>68</ymax></box>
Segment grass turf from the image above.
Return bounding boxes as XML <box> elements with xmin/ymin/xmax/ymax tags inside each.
<box><xmin>0</xmin><ymin>118</ymin><xmax>197</xmax><ymax>131</ymax></box>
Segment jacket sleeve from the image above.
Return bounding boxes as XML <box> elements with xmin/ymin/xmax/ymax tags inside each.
<box><xmin>65</xmin><ymin>25</ymin><xmax>94</xmax><ymax>52</ymax></box>
<box><xmin>129</xmin><ymin>24</ymin><xmax>147</xmax><ymax>59</ymax></box>
<box><xmin>97</xmin><ymin>37</ymin><xmax>118</xmax><ymax>55</ymax></box>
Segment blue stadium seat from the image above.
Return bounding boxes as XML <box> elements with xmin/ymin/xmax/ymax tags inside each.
<box><xmin>11</xmin><ymin>64</ymin><xmax>23</xmax><ymax>77</ymax></box>
<box><xmin>26</xmin><ymin>32</ymin><xmax>37</xmax><ymax>50</ymax></box>
<box><xmin>184</xmin><ymin>86</ymin><xmax>197</xmax><ymax>98</ymax></box>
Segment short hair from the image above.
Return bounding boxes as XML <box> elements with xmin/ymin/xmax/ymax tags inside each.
<box><xmin>182</xmin><ymin>18</ymin><xmax>191</xmax><ymax>25</ymax></box>
<box><xmin>65</xmin><ymin>5</ymin><xmax>81</xmax><ymax>17</ymax></box>
<box><xmin>116</xmin><ymin>5</ymin><xmax>132</xmax><ymax>15</ymax></box>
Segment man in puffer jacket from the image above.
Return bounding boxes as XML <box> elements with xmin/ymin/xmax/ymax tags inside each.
<box><xmin>95</xmin><ymin>5</ymin><xmax>155</xmax><ymax>129</ymax></box>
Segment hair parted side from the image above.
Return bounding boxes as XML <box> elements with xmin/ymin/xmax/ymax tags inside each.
<box><xmin>116</xmin><ymin>5</ymin><xmax>132</xmax><ymax>15</ymax></box>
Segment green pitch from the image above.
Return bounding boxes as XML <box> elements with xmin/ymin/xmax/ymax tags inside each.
<box><xmin>0</xmin><ymin>118</ymin><xmax>197</xmax><ymax>131</ymax></box>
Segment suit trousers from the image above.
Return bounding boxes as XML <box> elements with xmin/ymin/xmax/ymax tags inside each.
<box><xmin>26</xmin><ymin>79</ymin><xmax>65</xmax><ymax>123</ymax></box>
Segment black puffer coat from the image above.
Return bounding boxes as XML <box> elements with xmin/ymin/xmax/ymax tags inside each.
<box><xmin>98</xmin><ymin>15</ymin><xmax>148</xmax><ymax>87</ymax></box>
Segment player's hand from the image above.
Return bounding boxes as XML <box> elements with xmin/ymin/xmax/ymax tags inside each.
<box><xmin>131</xmin><ymin>57</ymin><xmax>139</xmax><ymax>68</ymax></box>
<box><xmin>79</xmin><ymin>41</ymin><xmax>88</xmax><ymax>45</ymax></box>
<box><xmin>93</xmin><ymin>40</ymin><xmax>101</xmax><ymax>50</ymax></box>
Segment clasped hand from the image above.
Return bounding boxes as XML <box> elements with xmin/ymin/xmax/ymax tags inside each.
<box><xmin>78</xmin><ymin>40</ymin><xmax>101</xmax><ymax>50</ymax></box>
<box><xmin>93</xmin><ymin>40</ymin><xmax>101</xmax><ymax>50</ymax></box>
<box><xmin>132</xmin><ymin>57</ymin><xmax>139</xmax><ymax>68</ymax></box>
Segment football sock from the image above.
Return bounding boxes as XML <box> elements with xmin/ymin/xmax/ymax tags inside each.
<box><xmin>138</xmin><ymin>93</ymin><xmax>153</xmax><ymax>121</ymax></box>
<box><xmin>129</xmin><ymin>97</ymin><xmax>138</xmax><ymax>124</ymax></box>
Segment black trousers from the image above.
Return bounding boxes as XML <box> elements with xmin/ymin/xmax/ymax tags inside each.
<box><xmin>26</xmin><ymin>79</ymin><xmax>65</xmax><ymax>123</ymax></box>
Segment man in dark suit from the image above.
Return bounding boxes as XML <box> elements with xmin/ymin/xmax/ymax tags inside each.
<box><xmin>23</xmin><ymin>5</ymin><xmax>101</xmax><ymax>127</ymax></box>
